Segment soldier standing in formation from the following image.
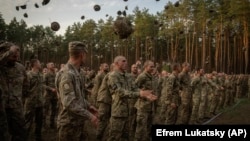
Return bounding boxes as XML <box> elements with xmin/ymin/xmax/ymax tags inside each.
<box><xmin>25</xmin><ymin>59</ymin><xmax>44</xmax><ymax>141</ymax></box>
<box><xmin>134</xmin><ymin>60</ymin><xmax>156</xmax><ymax>141</ymax></box>
<box><xmin>43</xmin><ymin>62</ymin><xmax>57</xmax><ymax>129</ymax></box>
<box><xmin>177</xmin><ymin>62</ymin><xmax>192</xmax><ymax>124</ymax></box>
<box><xmin>91</xmin><ymin>63</ymin><xmax>109</xmax><ymax>107</ymax></box>
<box><xmin>55</xmin><ymin>41</ymin><xmax>98</xmax><ymax>141</ymax></box>
<box><xmin>107</xmin><ymin>56</ymin><xmax>157</xmax><ymax>141</ymax></box>
<box><xmin>161</xmin><ymin>63</ymin><xmax>181</xmax><ymax>125</ymax></box>
<box><xmin>127</xmin><ymin>64</ymin><xmax>139</xmax><ymax>141</ymax></box>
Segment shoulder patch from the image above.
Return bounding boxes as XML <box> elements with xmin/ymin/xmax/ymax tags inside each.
<box><xmin>64</xmin><ymin>83</ymin><xmax>70</xmax><ymax>90</ymax></box>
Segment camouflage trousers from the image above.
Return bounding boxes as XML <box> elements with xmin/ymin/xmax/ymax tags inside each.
<box><xmin>58</xmin><ymin>124</ymin><xmax>87</xmax><ymax>141</ymax></box>
<box><xmin>164</xmin><ymin>103</ymin><xmax>178</xmax><ymax>125</ymax></box>
<box><xmin>108</xmin><ymin>117</ymin><xmax>129</xmax><ymax>141</ymax></box>
<box><xmin>128</xmin><ymin>107</ymin><xmax>137</xmax><ymax>141</ymax></box>
<box><xmin>198</xmin><ymin>91</ymin><xmax>208</xmax><ymax>121</ymax></box>
<box><xmin>134</xmin><ymin>111</ymin><xmax>153</xmax><ymax>141</ymax></box>
<box><xmin>43</xmin><ymin>93</ymin><xmax>58</xmax><ymax>128</ymax></box>
<box><xmin>189</xmin><ymin>94</ymin><xmax>201</xmax><ymax>124</ymax></box>
<box><xmin>209</xmin><ymin>93</ymin><xmax>220</xmax><ymax>115</ymax></box>
<box><xmin>177</xmin><ymin>91</ymin><xmax>192</xmax><ymax>124</ymax></box>
<box><xmin>96</xmin><ymin>102</ymin><xmax>111</xmax><ymax>141</ymax></box>
<box><xmin>5</xmin><ymin>107</ymin><xmax>27</xmax><ymax>141</ymax></box>
<box><xmin>0</xmin><ymin>99</ymin><xmax>10</xmax><ymax>141</ymax></box>
<box><xmin>217</xmin><ymin>91</ymin><xmax>225</xmax><ymax>111</ymax></box>
<box><xmin>24</xmin><ymin>106</ymin><xmax>43</xmax><ymax>141</ymax></box>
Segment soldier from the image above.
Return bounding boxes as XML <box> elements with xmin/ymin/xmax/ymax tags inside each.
<box><xmin>2</xmin><ymin>42</ymin><xmax>28</xmax><ymax>141</ymax></box>
<box><xmin>209</xmin><ymin>71</ymin><xmax>223</xmax><ymax>116</ymax></box>
<box><xmin>55</xmin><ymin>41</ymin><xmax>98</xmax><ymax>141</ymax></box>
<box><xmin>25</xmin><ymin>59</ymin><xmax>44</xmax><ymax>141</ymax></box>
<box><xmin>161</xmin><ymin>63</ymin><xmax>181</xmax><ymax>125</ymax></box>
<box><xmin>155</xmin><ymin>70</ymin><xmax>169</xmax><ymax>124</ymax></box>
<box><xmin>96</xmin><ymin>63</ymin><xmax>114</xmax><ymax>141</ymax></box>
<box><xmin>0</xmin><ymin>42</ymin><xmax>11</xmax><ymax>141</ymax></box>
<box><xmin>134</xmin><ymin>60</ymin><xmax>156</xmax><ymax>141</ymax></box>
<box><xmin>107</xmin><ymin>56</ymin><xmax>157</xmax><ymax>141</ymax></box>
<box><xmin>127</xmin><ymin>64</ymin><xmax>138</xmax><ymax>141</ymax></box>
<box><xmin>189</xmin><ymin>68</ymin><xmax>202</xmax><ymax>124</ymax></box>
<box><xmin>176</xmin><ymin>62</ymin><xmax>192</xmax><ymax>125</ymax></box>
<box><xmin>91</xmin><ymin>63</ymin><xmax>109</xmax><ymax>107</ymax></box>
<box><xmin>43</xmin><ymin>62</ymin><xmax>57</xmax><ymax>129</ymax></box>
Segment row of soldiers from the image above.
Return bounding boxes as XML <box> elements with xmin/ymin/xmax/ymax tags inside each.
<box><xmin>1</xmin><ymin>41</ymin><xmax>250</xmax><ymax>141</ymax></box>
<box><xmin>89</xmin><ymin>59</ymin><xmax>250</xmax><ymax>141</ymax></box>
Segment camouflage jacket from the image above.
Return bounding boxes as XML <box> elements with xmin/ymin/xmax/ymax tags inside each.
<box><xmin>135</xmin><ymin>71</ymin><xmax>155</xmax><ymax>112</ymax></box>
<box><xmin>191</xmin><ymin>75</ymin><xmax>202</xmax><ymax>96</ymax></box>
<box><xmin>178</xmin><ymin>71</ymin><xmax>192</xmax><ymax>93</ymax></box>
<box><xmin>43</xmin><ymin>71</ymin><xmax>56</xmax><ymax>91</ymax></box>
<box><xmin>26</xmin><ymin>71</ymin><xmax>44</xmax><ymax>108</ymax></box>
<box><xmin>91</xmin><ymin>71</ymin><xmax>107</xmax><ymax>97</ymax></box>
<box><xmin>3</xmin><ymin>62</ymin><xmax>28</xmax><ymax>108</ymax></box>
<box><xmin>107</xmin><ymin>70</ymin><xmax>139</xmax><ymax>117</ymax></box>
<box><xmin>161</xmin><ymin>73</ymin><xmax>180</xmax><ymax>106</ymax></box>
<box><xmin>55</xmin><ymin>63</ymin><xmax>93</xmax><ymax>126</ymax></box>
<box><xmin>97</xmin><ymin>73</ymin><xmax>112</xmax><ymax>104</ymax></box>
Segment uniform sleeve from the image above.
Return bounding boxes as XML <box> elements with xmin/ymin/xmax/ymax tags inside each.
<box><xmin>135</xmin><ymin>75</ymin><xmax>144</xmax><ymax>89</ymax></box>
<box><xmin>161</xmin><ymin>77</ymin><xmax>173</xmax><ymax>105</ymax></box>
<box><xmin>59</xmin><ymin>73</ymin><xmax>93</xmax><ymax>120</ymax></box>
<box><xmin>108</xmin><ymin>73</ymin><xmax>139</xmax><ymax>98</ymax></box>
<box><xmin>43</xmin><ymin>74</ymin><xmax>52</xmax><ymax>91</ymax></box>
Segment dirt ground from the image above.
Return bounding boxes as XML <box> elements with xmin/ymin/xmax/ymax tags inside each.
<box><xmin>36</xmin><ymin>98</ymin><xmax>250</xmax><ymax>141</ymax></box>
<box><xmin>206</xmin><ymin>98</ymin><xmax>250</xmax><ymax>125</ymax></box>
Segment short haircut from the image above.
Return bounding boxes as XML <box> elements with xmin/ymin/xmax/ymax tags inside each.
<box><xmin>30</xmin><ymin>59</ymin><xmax>38</xmax><ymax>68</ymax></box>
<box><xmin>143</xmin><ymin>60</ymin><xmax>154</xmax><ymax>69</ymax></box>
<box><xmin>171</xmin><ymin>63</ymin><xmax>180</xmax><ymax>71</ymax></box>
<box><xmin>113</xmin><ymin>56</ymin><xmax>125</xmax><ymax>63</ymax></box>
<box><xmin>68</xmin><ymin>41</ymin><xmax>87</xmax><ymax>58</ymax></box>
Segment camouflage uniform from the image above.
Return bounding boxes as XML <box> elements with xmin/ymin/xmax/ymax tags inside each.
<box><xmin>134</xmin><ymin>71</ymin><xmax>155</xmax><ymax>141</ymax></box>
<box><xmin>224</xmin><ymin>76</ymin><xmax>233</xmax><ymax>107</ymax></box>
<box><xmin>127</xmin><ymin>73</ymin><xmax>138</xmax><ymax>141</ymax></box>
<box><xmin>107</xmin><ymin>70</ymin><xmax>140</xmax><ymax>141</ymax></box>
<box><xmin>198</xmin><ymin>76</ymin><xmax>217</xmax><ymax>122</ymax></box>
<box><xmin>25</xmin><ymin>71</ymin><xmax>44</xmax><ymax>141</ymax></box>
<box><xmin>3</xmin><ymin>62</ymin><xmax>28</xmax><ymax>141</ymax></box>
<box><xmin>189</xmin><ymin>75</ymin><xmax>202</xmax><ymax>124</ymax></box>
<box><xmin>55</xmin><ymin>63</ymin><xmax>94</xmax><ymax>141</ymax></box>
<box><xmin>209</xmin><ymin>76</ymin><xmax>220</xmax><ymax>116</ymax></box>
<box><xmin>161</xmin><ymin>73</ymin><xmax>180</xmax><ymax>125</ymax></box>
<box><xmin>43</xmin><ymin>71</ymin><xmax>57</xmax><ymax>128</ymax></box>
<box><xmin>96</xmin><ymin>73</ymin><xmax>112</xmax><ymax>141</ymax></box>
<box><xmin>236</xmin><ymin>75</ymin><xmax>243</xmax><ymax>99</ymax></box>
<box><xmin>217</xmin><ymin>75</ymin><xmax>225</xmax><ymax>111</ymax></box>
<box><xmin>176</xmin><ymin>71</ymin><xmax>192</xmax><ymax>124</ymax></box>
<box><xmin>91</xmin><ymin>71</ymin><xmax>107</xmax><ymax>107</ymax></box>
<box><xmin>0</xmin><ymin>67</ymin><xmax>10</xmax><ymax>141</ymax></box>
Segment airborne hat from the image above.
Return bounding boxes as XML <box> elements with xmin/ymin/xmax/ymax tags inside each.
<box><xmin>68</xmin><ymin>41</ymin><xmax>88</xmax><ymax>53</ymax></box>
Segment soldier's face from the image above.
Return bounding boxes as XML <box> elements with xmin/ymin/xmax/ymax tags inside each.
<box><xmin>80</xmin><ymin>52</ymin><xmax>87</xmax><ymax>65</ymax></box>
<box><xmin>103</xmin><ymin>64</ymin><xmax>109</xmax><ymax>72</ymax></box>
<box><xmin>146</xmin><ymin>62</ymin><xmax>155</xmax><ymax>73</ymax></box>
<box><xmin>8</xmin><ymin>45</ymin><xmax>20</xmax><ymax>62</ymax></box>
<box><xmin>118</xmin><ymin>58</ymin><xmax>127</xmax><ymax>71</ymax></box>
<box><xmin>131</xmin><ymin>65</ymin><xmax>138</xmax><ymax>73</ymax></box>
<box><xmin>36</xmin><ymin>60</ymin><xmax>42</xmax><ymax>69</ymax></box>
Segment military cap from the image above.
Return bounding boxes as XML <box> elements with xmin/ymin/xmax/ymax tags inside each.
<box><xmin>68</xmin><ymin>41</ymin><xmax>88</xmax><ymax>53</ymax></box>
<box><xmin>0</xmin><ymin>42</ymin><xmax>14</xmax><ymax>61</ymax></box>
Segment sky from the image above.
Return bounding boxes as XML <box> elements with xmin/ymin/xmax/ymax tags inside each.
<box><xmin>0</xmin><ymin>0</ymin><xmax>177</xmax><ymax>35</ymax></box>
